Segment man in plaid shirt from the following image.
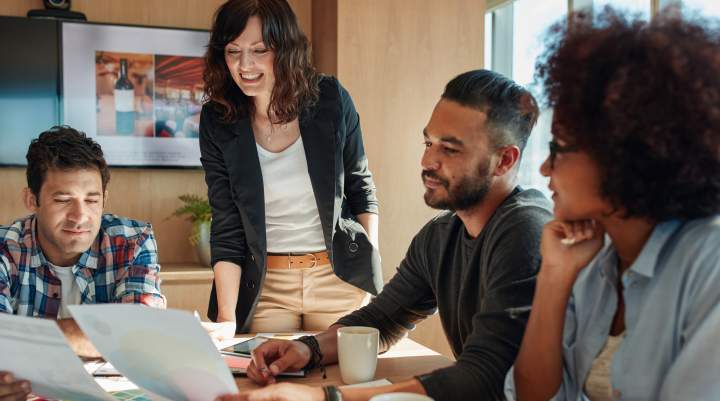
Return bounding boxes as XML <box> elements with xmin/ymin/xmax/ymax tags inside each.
<box><xmin>0</xmin><ymin>126</ymin><xmax>166</xmax><ymax>400</ymax></box>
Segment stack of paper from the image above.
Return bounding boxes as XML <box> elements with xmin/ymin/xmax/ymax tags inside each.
<box><xmin>0</xmin><ymin>313</ymin><xmax>115</xmax><ymax>401</ymax></box>
<box><xmin>69</xmin><ymin>305</ymin><xmax>238</xmax><ymax>401</ymax></box>
<box><xmin>0</xmin><ymin>305</ymin><xmax>239</xmax><ymax>401</ymax></box>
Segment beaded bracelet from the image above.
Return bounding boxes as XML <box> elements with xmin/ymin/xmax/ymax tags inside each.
<box><xmin>296</xmin><ymin>335</ymin><xmax>327</xmax><ymax>379</ymax></box>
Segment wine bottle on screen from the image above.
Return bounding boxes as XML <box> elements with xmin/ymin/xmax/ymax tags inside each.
<box><xmin>114</xmin><ymin>58</ymin><xmax>135</xmax><ymax>134</ymax></box>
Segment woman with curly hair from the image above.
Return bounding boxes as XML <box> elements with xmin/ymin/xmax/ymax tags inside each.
<box><xmin>199</xmin><ymin>0</ymin><xmax>381</xmax><ymax>337</ymax></box>
<box><xmin>511</xmin><ymin>7</ymin><xmax>720</xmax><ymax>401</ymax></box>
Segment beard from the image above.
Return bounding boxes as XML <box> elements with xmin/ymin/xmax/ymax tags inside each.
<box><xmin>422</xmin><ymin>159</ymin><xmax>492</xmax><ymax>211</ymax></box>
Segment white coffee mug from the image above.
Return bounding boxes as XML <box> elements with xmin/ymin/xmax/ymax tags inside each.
<box><xmin>337</xmin><ymin>326</ymin><xmax>379</xmax><ymax>384</ymax></box>
<box><xmin>370</xmin><ymin>393</ymin><xmax>435</xmax><ymax>401</ymax></box>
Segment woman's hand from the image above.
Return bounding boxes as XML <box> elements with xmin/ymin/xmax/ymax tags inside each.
<box><xmin>201</xmin><ymin>321</ymin><xmax>237</xmax><ymax>342</ymax></box>
<box><xmin>540</xmin><ymin>219</ymin><xmax>605</xmax><ymax>283</ymax></box>
<box><xmin>246</xmin><ymin>340</ymin><xmax>312</xmax><ymax>385</ymax></box>
<box><xmin>0</xmin><ymin>372</ymin><xmax>31</xmax><ymax>401</ymax></box>
<box><xmin>216</xmin><ymin>383</ymin><xmax>324</xmax><ymax>401</ymax></box>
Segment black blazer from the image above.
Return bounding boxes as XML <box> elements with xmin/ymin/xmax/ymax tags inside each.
<box><xmin>199</xmin><ymin>76</ymin><xmax>383</xmax><ymax>332</ymax></box>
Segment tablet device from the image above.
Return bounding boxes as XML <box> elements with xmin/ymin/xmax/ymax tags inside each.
<box><xmin>220</xmin><ymin>336</ymin><xmax>269</xmax><ymax>357</ymax></box>
<box><xmin>222</xmin><ymin>354</ymin><xmax>306</xmax><ymax>377</ymax></box>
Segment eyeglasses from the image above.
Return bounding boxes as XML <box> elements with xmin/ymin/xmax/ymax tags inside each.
<box><xmin>548</xmin><ymin>140</ymin><xmax>578</xmax><ymax>168</ymax></box>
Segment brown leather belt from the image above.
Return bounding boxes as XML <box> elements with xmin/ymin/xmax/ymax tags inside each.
<box><xmin>266</xmin><ymin>251</ymin><xmax>330</xmax><ymax>269</ymax></box>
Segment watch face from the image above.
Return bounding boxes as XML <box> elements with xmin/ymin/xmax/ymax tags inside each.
<box><xmin>44</xmin><ymin>0</ymin><xmax>71</xmax><ymax>10</ymax></box>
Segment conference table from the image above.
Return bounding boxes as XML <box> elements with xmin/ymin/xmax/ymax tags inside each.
<box><xmin>232</xmin><ymin>335</ymin><xmax>455</xmax><ymax>390</ymax></box>
<box><xmin>83</xmin><ymin>334</ymin><xmax>454</xmax><ymax>400</ymax></box>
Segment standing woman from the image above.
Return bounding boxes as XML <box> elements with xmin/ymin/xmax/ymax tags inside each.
<box><xmin>512</xmin><ymin>7</ymin><xmax>720</xmax><ymax>401</ymax></box>
<box><xmin>199</xmin><ymin>0</ymin><xmax>382</xmax><ymax>335</ymax></box>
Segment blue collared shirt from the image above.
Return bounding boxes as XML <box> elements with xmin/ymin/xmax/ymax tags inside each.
<box><xmin>506</xmin><ymin>217</ymin><xmax>720</xmax><ymax>401</ymax></box>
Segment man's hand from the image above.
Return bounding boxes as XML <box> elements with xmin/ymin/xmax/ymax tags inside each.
<box><xmin>0</xmin><ymin>372</ymin><xmax>31</xmax><ymax>401</ymax></box>
<box><xmin>246</xmin><ymin>340</ymin><xmax>312</xmax><ymax>385</ymax></box>
<box><xmin>216</xmin><ymin>383</ymin><xmax>324</xmax><ymax>401</ymax></box>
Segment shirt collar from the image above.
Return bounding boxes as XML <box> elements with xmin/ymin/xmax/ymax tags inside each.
<box><xmin>597</xmin><ymin>238</ymin><xmax>619</xmax><ymax>282</ymax></box>
<box><xmin>627</xmin><ymin>220</ymin><xmax>682</xmax><ymax>278</ymax></box>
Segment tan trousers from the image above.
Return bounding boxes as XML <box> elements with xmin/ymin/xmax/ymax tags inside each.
<box><xmin>249</xmin><ymin>264</ymin><xmax>368</xmax><ymax>333</ymax></box>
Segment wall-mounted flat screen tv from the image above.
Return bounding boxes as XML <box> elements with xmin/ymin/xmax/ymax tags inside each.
<box><xmin>0</xmin><ymin>17</ymin><xmax>60</xmax><ymax>166</ymax></box>
<box><xmin>0</xmin><ymin>16</ymin><xmax>209</xmax><ymax>168</ymax></box>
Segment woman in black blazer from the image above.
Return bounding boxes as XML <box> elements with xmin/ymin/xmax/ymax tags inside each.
<box><xmin>199</xmin><ymin>0</ymin><xmax>382</xmax><ymax>335</ymax></box>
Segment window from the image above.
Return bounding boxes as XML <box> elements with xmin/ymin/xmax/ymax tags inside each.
<box><xmin>486</xmin><ymin>0</ymin><xmax>567</xmax><ymax>196</ymax></box>
<box><xmin>681</xmin><ymin>0</ymin><xmax>720</xmax><ymax>18</ymax></box>
<box><xmin>484</xmin><ymin>0</ymin><xmax>716</xmax><ymax>198</ymax></box>
<box><xmin>594</xmin><ymin>0</ymin><xmax>651</xmax><ymax>17</ymax></box>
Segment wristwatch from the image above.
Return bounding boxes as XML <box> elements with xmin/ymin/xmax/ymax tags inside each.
<box><xmin>323</xmin><ymin>385</ymin><xmax>343</xmax><ymax>401</ymax></box>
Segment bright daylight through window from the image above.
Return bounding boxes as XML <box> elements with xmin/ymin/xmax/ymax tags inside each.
<box><xmin>484</xmin><ymin>0</ymin><xmax>714</xmax><ymax>197</ymax></box>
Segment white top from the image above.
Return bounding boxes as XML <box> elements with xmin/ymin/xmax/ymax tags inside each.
<box><xmin>47</xmin><ymin>262</ymin><xmax>82</xmax><ymax>319</ymax></box>
<box><xmin>257</xmin><ymin>137</ymin><xmax>326</xmax><ymax>253</ymax></box>
<box><xmin>584</xmin><ymin>333</ymin><xmax>625</xmax><ymax>401</ymax></box>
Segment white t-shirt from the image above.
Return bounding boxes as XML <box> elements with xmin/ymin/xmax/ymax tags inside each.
<box><xmin>48</xmin><ymin>262</ymin><xmax>82</xmax><ymax>319</ymax></box>
<box><xmin>257</xmin><ymin>137</ymin><xmax>326</xmax><ymax>253</ymax></box>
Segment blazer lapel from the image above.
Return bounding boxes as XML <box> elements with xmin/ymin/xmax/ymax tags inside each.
<box><xmin>300</xmin><ymin>108</ymin><xmax>337</xmax><ymax>250</ymax></box>
<box><xmin>223</xmin><ymin>118</ymin><xmax>266</xmax><ymax>251</ymax></box>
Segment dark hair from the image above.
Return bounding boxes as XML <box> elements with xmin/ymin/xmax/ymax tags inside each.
<box><xmin>204</xmin><ymin>0</ymin><xmax>320</xmax><ymax>123</ymax></box>
<box><xmin>537</xmin><ymin>6</ymin><xmax>720</xmax><ymax>221</ymax></box>
<box><xmin>442</xmin><ymin>69</ymin><xmax>540</xmax><ymax>152</ymax></box>
<box><xmin>26</xmin><ymin>126</ymin><xmax>110</xmax><ymax>201</ymax></box>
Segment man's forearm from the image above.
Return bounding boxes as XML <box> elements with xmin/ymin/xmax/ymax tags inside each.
<box><xmin>56</xmin><ymin>318</ymin><xmax>101</xmax><ymax>358</ymax></box>
<box><xmin>340</xmin><ymin>378</ymin><xmax>426</xmax><ymax>401</ymax></box>
<box><xmin>315</xmin><ymin>324</ymin><xmax>343</xmax><ymax>365</ymax></box>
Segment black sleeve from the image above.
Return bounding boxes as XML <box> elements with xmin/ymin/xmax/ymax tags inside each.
<box><xmin>336</xmin><ymin>226</ymin><xmax>436</xmax><ymax>349</ymax></box>
<box><xmin>337</xmin><ymin>80</ymin><xmax>379</xmax><ymax>215</ymax></box>
<box><xmin>417</xmin><ymin>205</ymin><xmax>551</xmax><ymax>401</ymax></box>
<box><xmin>199</xmin><ymin>106</ymin><xmax>247</xmax><ymax>268</ymax></box>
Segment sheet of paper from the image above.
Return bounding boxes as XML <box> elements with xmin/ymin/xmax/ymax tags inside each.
<box><xmin>0</xmin><ymin>313</ymin><xmax>116</xmax><ymax>401</ymax></box>
<box><xmin>85</xmin><ymin>360</ymin><xmax>122</xmax><ymax>377</ymax></box>
<box><xmin>69</xmin><ymin>305</ymin><xmax>239</xmax><ymax>401</ymax></box>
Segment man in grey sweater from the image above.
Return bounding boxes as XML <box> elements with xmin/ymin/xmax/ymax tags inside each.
<box><xmin>217</xmin><ymin>70</ymin><xmax>553</xmax><ymax>401</ymax></box>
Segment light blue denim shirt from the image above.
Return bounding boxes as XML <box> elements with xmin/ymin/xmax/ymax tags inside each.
<box><xmin>506</xmin><ymin>217</ymin><xmax>720</xmax><ymax>401</ymax></box>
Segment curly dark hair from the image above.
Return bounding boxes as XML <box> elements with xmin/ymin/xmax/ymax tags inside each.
<box><xmin>537</xmin><ymin>6</ymin><xmax>720</xmax><ymax>221</ymax></box>
<box><xmin>204</xmin><ymin>0</ymin><xmax>320</xmax><ymax>123</ymax></box>
<box><xmin>26</xmin><ymin>126</ymin><xmax>110</xmax><ymax>203</ymax></box>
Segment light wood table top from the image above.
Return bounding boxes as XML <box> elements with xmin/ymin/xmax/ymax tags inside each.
<box><xmin>233</xmin><ymin>336</ymin><xmax>454</xmax><ymax>390</ymax></box>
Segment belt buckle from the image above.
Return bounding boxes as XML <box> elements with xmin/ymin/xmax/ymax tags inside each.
<box><xmin>308</xmin><ymin>252</ymin><xmax>317</xmax><ymax>268</ymax></box>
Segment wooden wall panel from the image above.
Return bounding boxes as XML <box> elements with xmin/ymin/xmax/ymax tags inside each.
<box><xmin>0</xmin><ymin>0</ymin><xmax>312</xmax><ymax>264</ymax></box>
<box><xmin>311</xmin><ymin>0</ymin><xmax>338</xmax><ymax>76</ymax></box>
<box><xmin>0</xmin><ymin>0</ymin><xmax>311</xmax><ymax>33</ymax></box>
<box><xmin>329</xmin><ymin>0</ymin><xmax>486</xmax><ymax>357</ymax></box>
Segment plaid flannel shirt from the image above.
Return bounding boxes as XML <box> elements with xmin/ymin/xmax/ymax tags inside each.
<box><xmin>0</xmin><ymin>213</ymin><xmax>166</xmax><ymax>318</ymax></box>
